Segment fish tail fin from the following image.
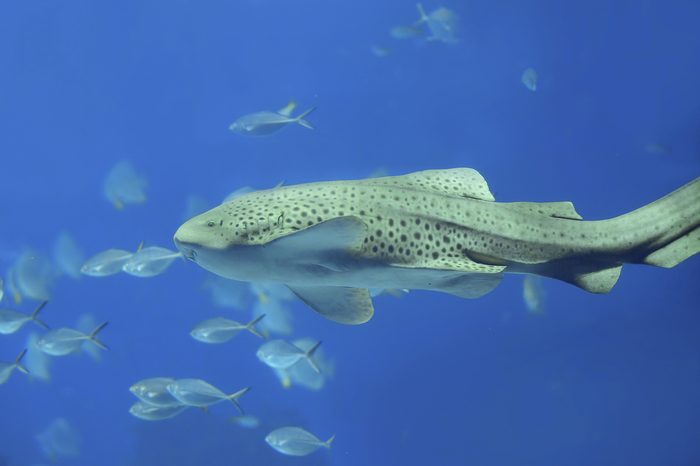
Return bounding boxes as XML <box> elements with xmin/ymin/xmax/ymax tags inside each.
<box><xmin>304</xmin><ymin>341</ymin><xmax>322</xmax><ymax>374</ymax></box>
<box><xmin>295</xmin><ymin>107</ymin><xmax>316</xmax><ymax>130</ymax></box>
<box><xmin>227</xmin><ymin>386</ymin><xmax>251</xmax><ymax>414</ymax></box>
<box><xmin>415</xmin><ymin>3</ymin><xmax>428</xmax><ymax>22</ymax></box>
<box><xmin>15</xmin><ymin>349</ymin><xmax>29</xmax><ymax>374</ymax></box>
<box><xmin>88</xmin><ymin>321</ymin><xmax>110</xmax><ymax>351</ymax></box>
<box><xmin>323</xmin><ymin>434</ymin><xmax>336</xmax><ymax>449</ymax></box>
<box><xmin>245</xmin><ymin>314</ymin><xmax>266</xmax><ymax>339</ymax></box>
<box><xmin>30</xmin><ymin>301</ymin><xmax>50</xmax><ymax>329</ymax></box>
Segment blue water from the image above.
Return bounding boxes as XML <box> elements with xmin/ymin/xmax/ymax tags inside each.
<box><xmin>1</xmin><ymin>1</ymin><xmax>700</xmax><ymax>465</ymax></box>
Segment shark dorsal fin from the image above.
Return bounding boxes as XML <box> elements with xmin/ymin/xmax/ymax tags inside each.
<box><xmin>277</xmin><ymin>101</ymin><xmax>297</xmax><ymax>117</ymax></box>
<box><xmin>507</xmin><ymin>201</ymin><xmax>583</xmax><ymax>220</ymax></box>
<box><xmin>365</xmin><ymin>168</ymin><xmax>495</xmax><ymax>201</ymax></box>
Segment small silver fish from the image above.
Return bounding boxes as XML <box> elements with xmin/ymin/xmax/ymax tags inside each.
<box><xmin>129</xmin><ymin>377</ymin><xmax>182</xmax><ymax>407</ymax></box>
<box><xmin>284</xmin><ymin>338</ymin><xmax>334</xmax><ymax>391</ymax></box>
<box><xmin>256</xmin><ymin>339</ymin><xmax>322</xmax><ymax>373</ymax></box>
<box><xmin>0</xmin><ymin>349</ymin><xmax>29</xmax><ymax>384</ymax></box>
<box><xmin>36</xmin><ymin>417</ymin><xmax>81</xmax><ymax>460</ymax></box>
<box><xmin>416</xmin><ymin>3</ymin><xmax>459</xmax><ymax>44</ymax></box>
<box><xmin>11</xmin><ymin>251</ymin><xmax>57</xmax><ymax>301</ymax></box>
<box><xmin>645</xmin><ymin>142</ymin><xmax>672</xmax><ymax>156</ymax></box>
<box><xmin>203</xmin><ymin>275</ymin><xmax>254</xmax><ymax>310</ymax></box>
<box><xmin>0</xmin><ymin>278</ymin><xmax>4</xmax><ymax>303</ymax></box>
<box><xmin>53</xmin><ymin>232</ymin><xmax>85</xmax><ymax>279</ymax></box>
<box><xmin>523</xmin><ymin>275</ymin><xmax>546</xmax><ymax>314</ymax></box>
<box><xmin>230</xmin><ymin>414</ymin><xmax>261</xmax><ymax>429</ymax></box>
<box><xmin>252</xmin><ymin>299</ymin><xmax>294</xmax><ymax>336</ymax></box>
<box><xmin>229</xmin><ymin>101</ymin><xmax>316</xmax><ymax>136</ymax></box>
<box><xmin>37</xmin><ymin>322</ymin><xmax>109</xmax><ymax>356</ymax></box>
<box><xmin>265</xmin><ymin>426</ymin><xmax>335</xmax><ymax>456</ymax></box>
<box><xmin>370</xmin><ymin>45</ymin><xmax>392</xmax><ymax>58</ymax></box>
<box><xmin>129</xmin><ymin>401</ymin><xmax>188</xmax><ymax>421</ymax></box>
<box><xmin>167</xmin><ymin>379</ymin><xmax>250</xmax><ymax>413</ymax></box>
<box><xmin>389</xmin><ymin>25</ymin><xmax>424</xmax><ymax>40</ymax></box>
<box><xmin>81</xmin><ymin>249</ymin><xmax>133</xmax><ymax>277</ymax></box>
<box><xmin>190</xmin><ymin>314</ymin><xmax>265</xmax><ymax>344</ymax></box>
<box><xmin>0</xmin><ymin>301</ymin><xmax>49</xmax><ymax>334</ymax></box>
<box><xmin>122</xmin><ymin>246</ymin><xmax>182</xmax><ymax>278</ymax></box>
<box><xmin>521</xmin><ymin>67</ymin><xmax>538</xmax><ymax>91</ymax></box>
<box><xmin>24</xmin><ymin>332</ymin><xmax>52</xmax><ymax>382</ymax></box>
<box><xmin>103</xmin><ymin>160</ymin><xmax>148</xmax><ymax>210</ymax></box>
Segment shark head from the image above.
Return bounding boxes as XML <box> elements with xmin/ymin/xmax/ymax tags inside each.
<box><xmin>173</xmin><ymin>197</ymin><xmax>289</xmax><ymax>281</ymax></box>
<box><xmin>174</xmin><ymin>209</ymin><xmax>231</xmax><ymax>258</ymax></box>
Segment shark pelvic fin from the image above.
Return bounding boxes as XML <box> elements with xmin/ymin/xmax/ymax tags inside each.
<box><xmin>288</xmin><ymin>285</ymin><xmax>374</xmax><ymax>325</ymax></box>
<box><xmin>571</xmin><ymin>265</ymin><xmax>623</xmax><ymax>294</ymax></box>
<box><xmin>643</xmin><ymin>226</ymin><xmax>700</xmax><ymax>268</ymax></box>
<box><xmin>435</xmin><ymin>272</ymin><xmax>504</xmax><ymax>299</ymax></box>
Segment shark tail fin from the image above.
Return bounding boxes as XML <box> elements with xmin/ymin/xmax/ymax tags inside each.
<box><xmin>227</xmin><ymin>387</ymin><xmax>251</xmax><ymax>414</ymax></box>
<box><xmin>295</xmin><ymin>107</ymin><xmax>316</xmax><ymax>130</ymax></box>
<box><xmin>642</xmin><ymin>226</ymin><xmax>700</xmax><ymax>268</ymax></box>
<box><xmin>245</xmin><ymin>314</ymin><xmax>266</xmax><ymax>339</ymax></box>
<box><xmin>88</xmin><ymin>322</ymin><xmax>110</xmax><ymax>351</ymax></box>
<box><xmin>31</xmin><ymin>301</ymin><xmax>49</xmax><ymax>329</ymax></box>
<box><xmin>15</xmin><ymin>349</ymin><xmax>29</xmax><ymax>374</ymax></box>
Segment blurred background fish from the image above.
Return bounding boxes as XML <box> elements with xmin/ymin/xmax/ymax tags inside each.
<box><xmin>103</xmin><ymin>160</ymin><xmax>148</xmax><ymax>210</ymax></box>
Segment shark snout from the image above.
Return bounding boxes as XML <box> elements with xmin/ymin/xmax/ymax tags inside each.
<box><xmin>173</xmin><ymin>225</ymin><xmax>198</xmax><ymax>261</ymax></box>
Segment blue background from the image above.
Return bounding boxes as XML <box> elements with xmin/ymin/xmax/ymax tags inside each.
<box><xmin>1</xmin><ymin>0</ymin><xmax>699</xmax><ymax>465</ymax></box>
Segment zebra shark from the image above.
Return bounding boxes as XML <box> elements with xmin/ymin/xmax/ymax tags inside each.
<box><xmin>174</xmin><ymin>168</ymin><xmax>699</xmax><ymax>325</ymax></box>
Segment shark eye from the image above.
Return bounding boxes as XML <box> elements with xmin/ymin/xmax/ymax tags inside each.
<box><xmin>207</xmin><ymin>221</ymin><xmax>215</xmax><ymax>227</ymax></box>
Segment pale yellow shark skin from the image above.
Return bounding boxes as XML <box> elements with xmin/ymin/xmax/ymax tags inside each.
<box><xmin>174</xmin><ymin>169</ymin><xmax>700</xmax><ymax>297</ymax></box>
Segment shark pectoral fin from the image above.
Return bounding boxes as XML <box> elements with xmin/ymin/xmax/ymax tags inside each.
<box><xmin>643</xmin><ymin>226</ymin><xmax>700</xmax><ymax>268</ymax></box>
<box><xmin>508</xmin><ymin>201</ymin><xmax>583</xmax><ymax>220</ymax></box>
<box><xmin>267</xmin><ymin>216</ymin><xmax>367</xmax><ymax>258</ymax></box>
<box><xmin>437</xmin><ymin>272</ymin><xmax>503</xmax><ymax>299</ymax></box>
<box><xmin>288</xmin><ymin>285</ymin><xmax>374</xmax><ymax>325</ymax></box>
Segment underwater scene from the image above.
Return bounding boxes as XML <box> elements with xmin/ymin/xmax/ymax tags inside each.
<box><xmin>1</xmin><ymin>1</ymin><xmax>699</xmax><ymax>465</ymax></box>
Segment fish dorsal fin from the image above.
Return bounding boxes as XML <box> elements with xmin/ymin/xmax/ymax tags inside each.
<box><xmin>269</xmin><ymin>216</ymin><xmax>367</xmax><ymax>256</ymax></box>
<box><xmin>365</xmin><ymin>168</ymin><xmax>495</xmax><ymax>201</ymax></box>
<box><xmin>288</xmin><ymin>285</ymin><xmax>374</xmax><ymax>325</ymax></box>
<box><xmin>278</xmin><ymin>101</ymin><xmax>297</xmax><ymax>117</ymax></box>
<box><xmin>507</xmin><ymin>201</ymin><xmax>583</xmax><ymax>220</ymax></box>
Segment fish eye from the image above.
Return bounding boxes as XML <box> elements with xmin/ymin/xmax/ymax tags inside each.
<box><xmin>207</xmin><ymin>221</ymin><xmax>215</xmax><ymax>227</ymax></box>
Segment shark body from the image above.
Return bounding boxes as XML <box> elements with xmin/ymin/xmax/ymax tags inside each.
<box><xmin>174</xmin><ymin>168</ymin><xmax>700</xmax><ymax>324</ymax></box>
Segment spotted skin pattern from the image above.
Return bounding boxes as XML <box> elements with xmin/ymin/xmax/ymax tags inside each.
<box><xmin>196</xmin><ymin>168</ymin><xmax>700</xmax><ymax>285</ymax></box>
